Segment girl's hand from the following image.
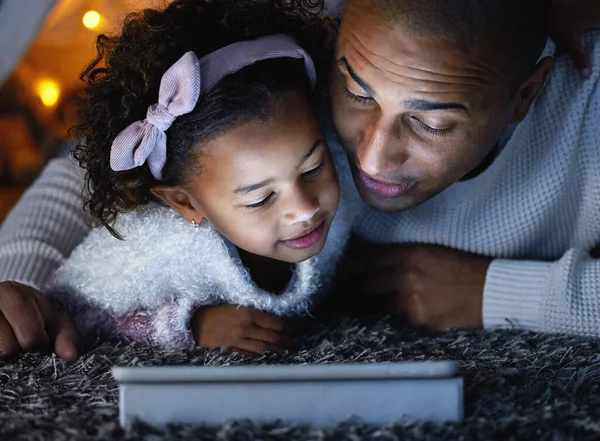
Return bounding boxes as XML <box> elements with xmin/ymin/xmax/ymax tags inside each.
<box><xmin>550</xmin><ymin>0</ymin><xmax>600</xmax><ymax>77</ymax></box>
<box><xmin>191</xmin><ymin>305</ymin><xmax>295</xmax><ymax>355</ymax></box>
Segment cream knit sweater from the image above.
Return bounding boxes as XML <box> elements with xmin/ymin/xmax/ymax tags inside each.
<box><xmin>1</xmin><ymin>33</ymin><xmax>599</xmax><ymax>337</ymax></box>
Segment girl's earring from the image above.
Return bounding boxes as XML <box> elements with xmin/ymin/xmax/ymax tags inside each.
<box><xmin>191</xmin><ymin>219</ymin><xmax>199</xmax><ymax>228</ymax></box>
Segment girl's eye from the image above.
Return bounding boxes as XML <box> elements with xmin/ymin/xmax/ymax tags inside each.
<box><xmin>244</xmin><ymin>193</ymin><xmax>274</xmax><ymax>211</ymax></box>
<box><xmin>302</xmin><ymin>161</ymin><xmax>325</xmax><ymax>179</ymax></box>
<box><xmin>410</xmin><ymin>116</ymin><xmax>454</xmax><ymax>137</ymax></box>
<box><xmin>343</xmin><ymin>87</ymin><xmax>374</xmax><ymax>105</ymax></box>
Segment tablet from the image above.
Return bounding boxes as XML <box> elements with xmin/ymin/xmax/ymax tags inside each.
<box><xmin>112</xmin><ymin>360</ymin><xmax>459</xmax><ymax>384</ymax></box>
<box><xmin>113</xmin><ymin>361</ymin><xmax>463</xmax><ymax>428</ymax></box>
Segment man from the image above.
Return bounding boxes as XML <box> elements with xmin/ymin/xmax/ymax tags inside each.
<box><xmin>0</xmin><ymin>0</ymin><xmax>598</xmax><ymax>361</ymax></box>
<box><xmin>331</xmin><ymin>0</ymin><xmax>600</xmax><ymax>334</ymax></box>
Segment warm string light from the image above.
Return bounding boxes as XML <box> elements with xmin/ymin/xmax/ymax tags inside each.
<box><xmin>82</xmin><ymin>10</ymin><xmax>101</xmax><ymax>29</ymax></box>
<box><xmin>37</xmin><ymin>80</ymin><xmax>60</xmax><ymax>107</ymax></box>
<box><xmin>35</xmin><ymin>11</ymin><xmax>103</xmax><ymax>109</ymax></box>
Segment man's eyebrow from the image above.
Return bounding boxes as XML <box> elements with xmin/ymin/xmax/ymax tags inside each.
<box><xmin>337</xmin><ymin>56</ymin><xmax>375</xmax><ymax>95</ymax></box>
<box><xmin>234</xmin><ymin>178</ymin><xmax>275</xmax><ymax>196</ymax></box>
<box><xmin>404</xmin><ymin>99</ymin><xmax>468</xmax><ymax>114</ymax></box>
<box><xmin>298</xmin><ymin>140</ymin><xmax>324</xmax><ymax>167</ymax></box>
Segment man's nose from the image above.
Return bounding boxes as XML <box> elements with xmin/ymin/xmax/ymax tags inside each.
<box><xmin>356</xmin><ymin>112</ymin><xmax>408</xmax><ymax>176</ymax></box>
<box><xmin>282</xmin><ymin>186</ymin><xmax>320</xmax><ymax>225</ymax></box>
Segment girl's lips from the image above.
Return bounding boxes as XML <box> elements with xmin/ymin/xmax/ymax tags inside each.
<box><xmin>282</xmin><ymin>219</ymin><xmax>326</xmax><ymax>250</ymax></box>
<box><xmin>358</xmin><ymin>170</ymin><xmax>415</xmax><ymax>198</ymax></box>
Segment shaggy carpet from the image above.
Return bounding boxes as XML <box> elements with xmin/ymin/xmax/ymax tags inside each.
<box><xmin>1</xmin><ymin>315</ymin><xmax>600</xmax><ymax>441</ymax></box>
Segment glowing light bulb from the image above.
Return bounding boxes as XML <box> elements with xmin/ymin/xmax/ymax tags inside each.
<box><xmin>83</xmin><ymin>10</ymin><xmax>101</xmax><ymax>29</ymax></box>
<box><xmin>37</xmin><ymin>80</ymin><xmax>60</xmax><ymax>107</ymax></box>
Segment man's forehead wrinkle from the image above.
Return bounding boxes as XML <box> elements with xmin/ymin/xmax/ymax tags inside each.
<box><xmin>379</xmin><ymin>64</ymin><xmax>495</xmax><ymax>88</ymax></box>
<box><xmin>342</xmin><ymin>29</ymin><xmax>381</xmax><ymax>73</ymax></box>
<box><xmin>342</xmin><ymin>29</ymin><xmax>496</xmax><ymax>90</ymax></box>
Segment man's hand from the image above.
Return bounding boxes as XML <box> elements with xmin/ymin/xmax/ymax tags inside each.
<box><xmin>0</xmin><ymin>281</ymin><xmax>80</xmax><ymax>360</ymax></box>
<box><xmin>339</xmin><ymin>242</ymin><xmax>491</xmax><ymax>331</ymax></box>
<box><xmin>191</xmin><ymin>305</ymin><xmax>295</xmax><ymax>356</ymax></box>
<box><xmin>550</xmin><ymin>0</ymin><xmax>600</xmax><ymax>77</ymax></box>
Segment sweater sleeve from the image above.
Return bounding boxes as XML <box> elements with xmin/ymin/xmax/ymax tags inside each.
<box><xmin>0</xmin><ymin>155</ymin><xmax>91</xmax><ymax>290</ymax></box>
<box><xmin>483</xmin><ymin>249</ymin><xmax>600</xmax><ymax>337</ymax></box>
<box><xmin>111</xmin><ymin>298</ymin><xmax>197</xmax><ymax>349</ymax></box>
<box><xmin>48</xmin><ymin>290</ymin><xmax>198</xmax><ymax>350</ymax></box>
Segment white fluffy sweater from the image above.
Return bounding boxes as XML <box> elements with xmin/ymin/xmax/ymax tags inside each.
<box><xmin>42</xmin><ymin>144</ymin><xmax>357</xmax><ymax>348</ymax></box>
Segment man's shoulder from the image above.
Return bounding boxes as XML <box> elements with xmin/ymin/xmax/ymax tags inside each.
<box><xmin>527</xmin><ymin>31</ymin><xmax>600</xmax><ymax>146</ymax></box>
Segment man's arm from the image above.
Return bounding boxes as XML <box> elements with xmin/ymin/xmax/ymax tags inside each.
<box><xmin>484</xmin><ymin>249</ymin><xmax>600</xmax><ymax>336</ymax></box>
<box><xmin>0</xmin><ymin>155</ymin><xmax>91</xmax><ymax>289</ymax></box>
<box><xmin>0</xmin><ymin>154</ymin><xmax>90</xmax><ymax>360</ymax></box>
<box><xmin>549</xmin><ymin>0</ymin><xmax>600</xmax><ymax>77</ymax></box>
<box><xmin>337</xmin><ymin>242</ymin><xmax>600</xmax><ymax>338</ymax></box>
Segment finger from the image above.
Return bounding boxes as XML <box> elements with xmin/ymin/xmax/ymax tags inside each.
<box><xmin>0</xmin><ymin>287</ymin><xmax>50</xmax><ymax>352</ymax></box>
<box><xmin>344</xmin><ymin>267</ymin><xmax>399</xmax><ymax>297</ymax></box>
<box><xmin>230</xmin><ymin>347</ymin><xmax>258</xmax><ymax>358</ymax></box>
<box><xmin>52</xmin><ymin>311</ymin><xmax>81</xmax><ymax>361</ymax></box>
<box><xmin>0</xmin><ymin>313</ymin><xmax>19</xmax><ymax>358</ymax></box>
<box><xmin>247</xmin><ymin>326</ymin><xmax>295</xmax><ymax>349</ymax></box>
<box><xmin>239</xmin><ymin>339</ymin><xmax>287</xmax><ymax>354</ymax></box>
<box><xmin>36</xmin><ymin>297</ymin><xmax>80</xmax><ymax>361</ymax></box>
<box><xmin>347</xmin><ymin>268</ymin><xmax>407</xmax><ymax>315</ymax></box>
<box><xmin>558</xmin><ymin>32</ymin><xmax>591</xmax><ymax>77</ymax></box>
<box><xmin>339</xmin><ymin>245</ymin><xmax>404</xmax><ymax>279</ymax></box>
<box><xmin>252</xmin><ymin>311</ymin><xmax>292</xmax><ymax>335</ymax></box>
<box><xmin>388</xmin><ymin>291</ymin><xmax>410</xmax><ymax>317</ymax></box>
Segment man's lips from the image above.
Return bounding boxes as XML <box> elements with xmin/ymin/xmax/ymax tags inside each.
<box><xmin>358</xmin><ymin>170</ymin><xmax>415</xmax><ymax>198</ymax></box>
<box><xmin>282</xmin><ymin>219</ymin><xmax>326</xmax><ymax>250</ymax></box>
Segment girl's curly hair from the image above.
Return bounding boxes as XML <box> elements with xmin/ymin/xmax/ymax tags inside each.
<box><xmin>74</xmin><ymin>0</ymin><xmax>333</xmax><ymax>235</ymax></box>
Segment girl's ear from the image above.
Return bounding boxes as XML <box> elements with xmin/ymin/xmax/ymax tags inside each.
<box><xmin>150</xmin><ymin>186</ymin><xmax>206</xmax><ymax>225</ymax></box>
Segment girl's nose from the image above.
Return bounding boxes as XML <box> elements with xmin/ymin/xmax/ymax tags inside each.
<box><xmin>282</xmin><ymin>187</ymin><xmax>320</xmax><ymax>226</ymax></box>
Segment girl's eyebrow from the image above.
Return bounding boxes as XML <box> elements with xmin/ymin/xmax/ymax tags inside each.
<box><xmin>298</xmin><ymin>140</ymin><xmax>324</xmax><ymax>167</ymax></box>
<box><xmin>234</xmin><ymin>178</ymin><xmax>275</xmax><ymax>196</ymax></box>
<box><xmin>234</xmin><ymin>140</ymin><xmax>324</xmax><ymax>196</ymax></box>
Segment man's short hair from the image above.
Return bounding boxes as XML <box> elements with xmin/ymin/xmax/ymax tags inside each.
<box><xmin>369</xmin><ymin>0</ymin><xmax>550</xmax><ymax>86</ymax></box>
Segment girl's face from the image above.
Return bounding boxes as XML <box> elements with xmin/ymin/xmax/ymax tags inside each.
<box><xmin>166</xmin><ymin>90</ymin><xmax>340</xmax><ymax>264</ymax></box>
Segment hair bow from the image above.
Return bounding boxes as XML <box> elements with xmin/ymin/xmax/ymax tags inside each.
<box><xmin>109</xmin><ymin>35</ymin><xmax>316</xmax><ymax>180</ymax></box>
<box><xmin>110</xmin><ymin>52</ymin><xmax>201</xmax><ymax>180</ymax></box>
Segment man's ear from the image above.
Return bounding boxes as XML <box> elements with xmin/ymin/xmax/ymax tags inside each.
<box><xmin>150</xmin><ymin>186</ymin><xmax>205</xmax><ymax>225</ymax></box>
<box><xmin>510</xmin><ymin>57</ymin><xmax>554</xmax><ymax>124</ymax></box>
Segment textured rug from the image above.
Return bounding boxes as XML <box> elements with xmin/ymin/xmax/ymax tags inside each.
<box><xmin>1</xmin><ymin>315</ymin><xmax>600</xmax><ymax>440</ymax></box>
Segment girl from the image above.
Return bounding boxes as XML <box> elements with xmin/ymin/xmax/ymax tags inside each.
<box><xmin>45</xmin><ymin>0</ymin><xmax>358</xmax><ymax>355</ymax></box>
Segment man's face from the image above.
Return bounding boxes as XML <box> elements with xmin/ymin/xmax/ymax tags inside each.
<box><xmin>329</xmin><ymin>0</ymin><xmax>519</xmax><ymax>212</ymax></box>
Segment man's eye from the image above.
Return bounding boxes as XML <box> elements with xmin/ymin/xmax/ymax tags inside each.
<box><xmin>244</xmin><ymin>193</ymin><xmax>274</xmax><ymax>211</ymax></box>
<box><xmin>410</xmin><ymin>116</ymin><xmax>454</xmax><ymax>136</ymax></box>
<box><xmin>343</xmin><ymin>87</ymin><xmax>374</xmax><ymax>105</ymax></box>
<box><xmin>302</xmin><ymin>162</ymin><xmax>325</xmax><ymax>179</ymax></box>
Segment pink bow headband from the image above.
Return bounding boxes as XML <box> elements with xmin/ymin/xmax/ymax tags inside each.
<box><xmin>109</xmin><ymin>34</ymin><xmax>317</xmax><ymax>180</ymax></box>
